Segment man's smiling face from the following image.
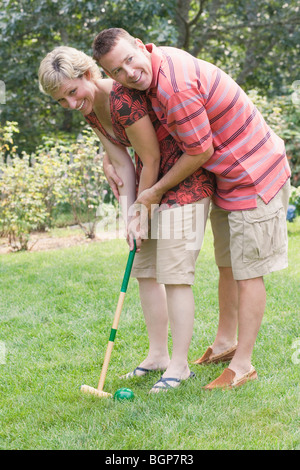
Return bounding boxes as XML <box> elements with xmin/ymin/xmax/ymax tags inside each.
<box><xmin>99</xmin><ymin>38</ymin><xmax>153</xmax><ymax>91</ymax></box>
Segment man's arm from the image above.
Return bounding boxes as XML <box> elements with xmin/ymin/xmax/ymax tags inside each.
<box><xmin>136</xmin><ymin>145</ymin><xmax>214</xmax><ymax>211</ymax></box>
<box><xmin>125</xmin><ymin>114</ymin><xmax>161</xmax><ymax>195</ymax></box>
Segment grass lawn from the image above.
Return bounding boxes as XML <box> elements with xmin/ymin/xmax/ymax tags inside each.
<box><xmin>0</xmin><ymin>219</ymin><xmax>299</xmax><ymax>450</ymax></box>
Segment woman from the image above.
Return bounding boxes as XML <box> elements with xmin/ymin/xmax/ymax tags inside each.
<box><xmin>38</xmin><ymin>46</ymin><xmax>215</xmax><ymax>392</ymax></box>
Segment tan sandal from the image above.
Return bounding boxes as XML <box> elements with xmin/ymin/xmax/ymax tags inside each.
<box><xmin>192</xmin><ymin>344</ymin><xmax>237</xmax><ymax>365</ymax></box>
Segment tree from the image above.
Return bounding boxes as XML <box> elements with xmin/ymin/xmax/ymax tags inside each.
<box><xmin>0</xmin><ymin>0</ymin><xmax>176</xmax><ymax>153</ymax></box>
<box><xmin>173</xmin><ymin>0</ymin><xmax>300</xmax><ymax>93</ymax></box>
<box><xmin>0</xmin><ymin>0</ymin><xmax>299</xmax><ymax>156</ymax></box>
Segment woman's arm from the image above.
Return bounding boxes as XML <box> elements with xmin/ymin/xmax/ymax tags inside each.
<box><xmin>102</xmin><ymin>152</ymin><xmax>124</xmax><ymax>202</ymax></box>
<box><xmin>93</xmin><ymin>128</ymin><xmax>136</xmax><ymax>215</ymax></box>
<box><xmin>93</xmin><ymin>128</ymin><xmax>142</xmax><ymax>250</ymax></box>
<box><xmin>125</xmin><ymin>114</ymin><xmax>161</xmax><ymax>196</ymax></box>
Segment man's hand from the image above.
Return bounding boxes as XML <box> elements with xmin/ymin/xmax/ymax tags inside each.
<box><xmin>135</xmin><ymin>186</ymin><xmax>163</xmax><ymax>214</ymax></box>
<box><xmin>135</xmin><ymin>146</ymin><xmax>214</xmax><ymax>214</ymax></box>
<box><xmin>103</xmin><ymin>153</ymin><xmax>124</xmax><ymax>201</ymax></box>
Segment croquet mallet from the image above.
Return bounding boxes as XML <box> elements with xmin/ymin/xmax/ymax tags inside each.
<box><xmin>81</xmin><ymin>241</ymin><xmax>136</xmax><ymax>398</ymax></box>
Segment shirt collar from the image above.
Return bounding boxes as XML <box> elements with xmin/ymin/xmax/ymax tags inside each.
<box><xmin>145</xmin><ymin>43</ymin><xmax>163</xmax><ymax>93</ymax></box>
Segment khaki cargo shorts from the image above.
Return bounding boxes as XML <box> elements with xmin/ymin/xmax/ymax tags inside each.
<box><xmin>210</xmin><ymin>180</ymin><xmax>290</xmax><ymax>280</ymax></box>
<box><xmin>131</xmin><ymin>198</ymin><xmax>211</xmax><ymax>285</ymax></box>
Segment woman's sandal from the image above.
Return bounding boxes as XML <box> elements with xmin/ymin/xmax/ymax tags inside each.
<box><xmin>149</xmin><ymin>371</ymin><xmax>196</xmax><ymax>393</ymax></box>
<box><xmin>120</xmin><ymin>366</ymin><xmax>163</xmax><ymax>379</ymax></box>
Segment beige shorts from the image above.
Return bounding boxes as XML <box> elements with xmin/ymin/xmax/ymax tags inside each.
<box><xmin>131</xmin><ymin>198</ymin><xmax>211</xmax><ymax>285</ymax></box>
<box><xmin>210</xmin><ymin>180</ymin><xmax>290</xmax><ymax>280</ymax></box>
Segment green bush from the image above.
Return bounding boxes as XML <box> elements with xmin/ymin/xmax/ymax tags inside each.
<box><xmin>61</xmin><ymin>129</ymin><xmax>107</xmax><ymax>239</ymax></box>
<box><xmin>0</xmin><ymin>153</ymin><xmax>49</xmax><ymax>250</ymax></box>
<box><xmin>0</xmin><ymin>123</ymin><xmax>107</xmax><ymax>250</ymax></box>
<box><xmin>289</xmin><ymin>186</ymin><xmax>300</xmax><ymax>215</ymax></box>
<box><xmin>248</xmin><ymin>90</ymin><xmax>300</xmax><ymax>186</ymax></box>
<box><xmin>32</xmin><ymin>139</ymin><xmax>70</xmax><ymax>229</ymax></box>
<box><xmin>0</xmin><ymin>121</ymin><xmax>19</xmax><ymax>158</ymax></box>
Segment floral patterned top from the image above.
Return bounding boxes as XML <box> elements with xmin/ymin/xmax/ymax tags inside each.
<box><xmin>85</xmin><ymin>81</ymin><xmax>215</xmax><ymax>206</ymax></box>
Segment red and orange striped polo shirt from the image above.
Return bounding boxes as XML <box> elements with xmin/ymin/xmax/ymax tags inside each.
<box><xmin>146</xmin><ymin>44</ymin><xmax>290</xmax><ymax>210</ymax></box>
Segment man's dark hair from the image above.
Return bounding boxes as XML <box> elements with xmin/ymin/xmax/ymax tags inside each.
<box><xmin>93</xmin><ymin>28</ymin><xmax>136</xmax><ymax>62</ymax></box>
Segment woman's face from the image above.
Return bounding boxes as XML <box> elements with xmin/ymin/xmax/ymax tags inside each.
<box><xmin>51</xmin><ymin>73</ymin><xmax>95</xmax><ymax>115</ymax></box>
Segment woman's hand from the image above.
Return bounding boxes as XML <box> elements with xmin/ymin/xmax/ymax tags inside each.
<box><xmin>126</xmin><ymin>203</ymin><xmax>149</xmax><ymax>252</ymax></box>
<box><xmin>103</xmin><ymin>153</ymin><xmax>124</xmax><ymax>201</ymax></box>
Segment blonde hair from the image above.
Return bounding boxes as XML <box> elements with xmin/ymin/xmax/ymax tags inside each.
<box><xmin>38</xmin><ymin>46</ymin><xmax>102</xmax><ymax>96</ymax></box>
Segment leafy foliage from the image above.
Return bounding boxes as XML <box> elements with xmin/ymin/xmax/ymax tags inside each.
<box><xmin>0</xmin><ymin>123</ymin><xmax>107</xmax><ymax>250</ymax></box>
<box><xmin>60</xmin><ymin>129</ymin><xmax>107</xmax><ymax>239</ymax></box>
<box><xmin>181</xmin><ymin>0</ymin><xmax>300</xmax><ymax>93</ymax></box>
<box><xmin>0</xmin><ymin>152</ymin><xmax>49</xmax><ymax>250</ymax></box>
<box><xmin>248</xmin><ymin>88</ymin><xmax>300</xmax><ymax>186</ymax></box>
<box><xmin>289</xmin><ymin>186</ymin><xmax>300</xmax><ymax>216</ymax></box>
<box><xmin>0</xmin><ymin>0</ymin><xmax>299</xmax><ymax>154</ymax></box>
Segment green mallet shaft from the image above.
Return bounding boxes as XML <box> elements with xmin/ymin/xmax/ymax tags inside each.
<box><xmin>81</xmin><ymin>241</ymin><xmax>136</xmax><ymax>398</ymax></box>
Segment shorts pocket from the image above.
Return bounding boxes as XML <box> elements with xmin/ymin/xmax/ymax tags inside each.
<box><xmin>242</xmin><ymin>205</ymin><xmax>287</xmax><ymax>262</ymax></box>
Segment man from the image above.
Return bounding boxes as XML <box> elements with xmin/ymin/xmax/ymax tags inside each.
<box><xmin>92</xmin><ymin>28</ymin><xmax>291</xmax><ymax>389</ymax></box>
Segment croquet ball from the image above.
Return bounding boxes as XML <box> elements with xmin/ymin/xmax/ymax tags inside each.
<box><xmin>114</xmin><ymin>387</ymin><xmax>134</xmax><ymax>402</ymax></box>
